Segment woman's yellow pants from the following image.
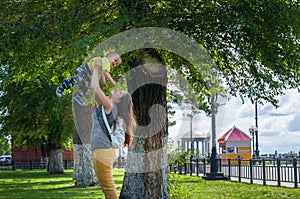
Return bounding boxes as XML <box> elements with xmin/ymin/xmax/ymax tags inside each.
<box><xmin>92</xmin><ymin>148</ymin><xmax>118</xmax><ymax>199</ymax></box>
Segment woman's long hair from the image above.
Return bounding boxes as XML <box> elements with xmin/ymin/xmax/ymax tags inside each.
<box><xmin>115</xmin><ymin>92</ymin><xmax>136</xmax><ymax>147</ymax></box>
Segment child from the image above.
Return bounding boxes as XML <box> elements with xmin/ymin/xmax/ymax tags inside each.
<box><xmin>56</xmin><ymin>51</ymin><xmax>121</xmax><ymax>98</ymax></box>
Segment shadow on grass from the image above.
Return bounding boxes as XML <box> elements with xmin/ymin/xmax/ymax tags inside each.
<box><xmin>0</xmin><ymin>169</ymin><xmax>126</xmax><ymax>198</ymax></box>
<box><xmin>0</xmin><ymin>169</ymin><xmax>102</xmax><ymax>198</ymax></box>
<box><xmin>0</xmin><ymin>169</ymin><xmax>73</xmax><ymax>179</ymax></box>
<box><xmin>2</xmin><ymin>169</ymin><xmax>298</xmax><ymax>199</ymax></box>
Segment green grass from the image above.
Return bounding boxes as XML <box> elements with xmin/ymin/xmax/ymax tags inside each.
<box><xmin>0</xmin><ymin>169</ymin><xmax>299</xmax><ymax>199</ymax></box>
<box><xmin>0</xmin><ymin>169</ymin><xmax>111</xmax><ymax>198</ymax></box>
<box><xmin>168</xmin><ymin>174</ymin><xmax>300</xmax><ymax>199</ymax></box>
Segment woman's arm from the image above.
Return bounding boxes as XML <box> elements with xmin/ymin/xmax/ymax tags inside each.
<box><xmin>90</xmin><ymin>64</ymin><xmax>113</xmax><ymax>114</ymax></box>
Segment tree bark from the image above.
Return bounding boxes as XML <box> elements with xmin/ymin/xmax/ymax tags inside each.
<box><xmin>120</xmin><ymin>50</ymin><xmax>168</xmax><ymax>199</ymax></box>
<box><xmin>47</xmin><ymin>130</ymin><xmax>64</xmax><ymax>174</ymax></box>
<box><xmin>72</xmin><ymin>100</ymin><xmax>98</xmax><ymax>186</ymax></box>
<box><xmin>48</xmin><ymin>149</ymin><xmax>64</xmax><ymax>174</ymax></box>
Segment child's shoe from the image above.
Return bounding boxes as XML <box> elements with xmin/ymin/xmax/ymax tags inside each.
<box><xmin>56</xmin><ymin>86</ymin><xmax>64</xmax><ymax>97</ymax></box>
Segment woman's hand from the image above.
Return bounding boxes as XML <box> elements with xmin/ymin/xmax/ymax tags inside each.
<box><xmin>94</xmin><ymin>58</ymin><xmax>102</xmax><ymax>71</ymax></box>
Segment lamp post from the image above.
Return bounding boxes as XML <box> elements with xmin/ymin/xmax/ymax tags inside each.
<box><xmin>249</xmin><ymin>125</ymin><xmax>257</xmax><ymax>158</ymax></box>
<box><xmin>190</xmin><ymin>115</ymin><xmax>193</xmax><ymax>157</ymax></box>
<box><xmin>249</xmin><ymin>101</ymin><xmax>259</xmax><ymax>158</ymax></box>
<box><xmin>187</xmin><ymin>114</ymin><xmax>194</xmax><ymax>158</ymax></box>
<box><xmin>210</xmin><ymin>94</ymin><xmax>218</xmax><ymax>173</ymax></box>
<box><xmin>254</xmin><ymin>102</ymin><xmax>259</xmax><ymax>158</ymax></box>
<box><xmin>203</xmin><ymin>93</ymin><xmax>228</xmax><ymax>180</ymax></box>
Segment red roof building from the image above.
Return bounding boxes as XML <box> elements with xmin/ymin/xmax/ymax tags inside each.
<box><xmin>218</xmin><ymin>126</ymin><xmax>252</xmax><ymax>164</ymax></box>
<box><xmin>218</xmin><ymin>125</ymin><xmax>251</xmax><ymax>143</ymax></box>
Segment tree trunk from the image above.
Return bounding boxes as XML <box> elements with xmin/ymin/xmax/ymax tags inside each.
<box><xmin>48</xmin><ymin>149</ymin><xmax>64</xmax><ymax>174</ymax></box>
<box><xmin>72</xmin><ymin>100</ymin><xmax>98</xmax><ymax>186</ymax></box>
<box><xmin>120</xmin><ymin>50</ymin><xmax>168</xmax><ymax>199</ymax></box>
<box><xmin>47</xmin><ymin>130</ymin><xmax>64</xmax><ymax>174</ymax></box>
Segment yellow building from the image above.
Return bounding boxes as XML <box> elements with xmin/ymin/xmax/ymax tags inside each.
<box><xmin>218</xmin><ymin>126</ymin><xmax>252</xmax><ymax>165</ymax></box>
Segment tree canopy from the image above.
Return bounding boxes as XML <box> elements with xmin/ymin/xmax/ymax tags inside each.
<box><xmin>0</xmin><ymin>0</ymin><xmax>299</xmax><ymax>149</ymax></box>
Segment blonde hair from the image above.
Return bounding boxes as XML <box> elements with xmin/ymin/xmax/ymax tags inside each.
<box><xmin>106</xmin><ymin>51</ymin><xmax>120</xmax><ymax>57</ymax></box>
<box><xmin>106</xmin><ymin>51</ymin><xmax>122</xmax><ymax>64</ymax></box>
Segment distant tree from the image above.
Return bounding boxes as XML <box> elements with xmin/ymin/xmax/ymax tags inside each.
<box><xmin>0</xmin><ymin>135</ymin><xmax>11</xmax><ymax>155</ymax></box>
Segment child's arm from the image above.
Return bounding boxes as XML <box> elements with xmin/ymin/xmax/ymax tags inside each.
<box><xmin>100</xmin><ymin>74</ymin><xmax>108</xmax><ymax>89</ymax></box>
<box><xmin>103</xmin><ymin>70</ymin><xmax>116</xmax><ymax>87</ymax></box>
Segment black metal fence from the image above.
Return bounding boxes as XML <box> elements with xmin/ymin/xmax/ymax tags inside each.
<box><xmin>169</xmin><ymin>158</ymin><xmax>300</xmax><ymax>188</ymax></box>
<box><xmin>0</xmin><ymin>159</ymin><xmax>124</xmax><ymax>171</ymax></box>
<box><xmin>0</xmin><ymin>160</ymin><xmax>73</xmax><ymax>170</ymax></box>
<box><xmin>2</xmin><ymin>158</ymin><xmax>299</xmax><ymax>188</ymax></box>
<box><xmin>113</xmin><ymin>157</ymin><xmax>126</xmax><ymax>169</ymax></box>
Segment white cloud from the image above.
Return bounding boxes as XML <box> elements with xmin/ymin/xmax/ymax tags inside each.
<box><xmin>289</xmin><ymin>115</ymin><xmax>300</xmax><ymax>131</ymax></box>
<box><xmin>168</xmin><ymin>89</ymin><xmax>300</xmax><ymax>154</ymax></box>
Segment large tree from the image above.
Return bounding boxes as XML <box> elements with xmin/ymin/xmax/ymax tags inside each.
<box><xmin>0</xmin><ymin>0</ymin><xmax>107</xmax><ymax>174</ymax></box>
<box><xmin>0</xmin><ymin>0</ymin><xmax>299</xmax><ymax>197</ymax></box>
<box><xmin>116</xmin><ymin>1</ymin><xmax>299</xmax><ymax>198</ymax></box>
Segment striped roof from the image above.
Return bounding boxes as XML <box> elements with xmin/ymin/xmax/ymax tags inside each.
<box><xmin>217</xmin><ymin>125</ymin><xmax>251</xmax><ymax>142</ymax></box>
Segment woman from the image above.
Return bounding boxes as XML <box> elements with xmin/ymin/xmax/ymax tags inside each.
<box><xmin>90</xmin><ymin>62</ymin><xmax>136</xmax><ymax>199</ymax></box>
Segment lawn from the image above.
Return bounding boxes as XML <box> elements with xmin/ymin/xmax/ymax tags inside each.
<box><xmin>168</xmin><ymin>174</ymin><xmax>300</xmax><ymax>199</ymax></box>
<box><xmin>0</xmin><ymin>169</ymin><xmax>299</xmax><ymax>199</ymax></box>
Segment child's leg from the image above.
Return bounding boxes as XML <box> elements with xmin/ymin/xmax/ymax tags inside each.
<box><xmin>56</xmin><ymin>69</ymin><xmax>79</xmax><ymax>97</ymax></box>
<box><xmin>61</xmin><ymin>70</ymin><xmax>79</xmax><ymax>89</ymax></box>
<box><xmin>56</xmin><ymin>86</ymin><xmax>64</xmax><ymax>97</ymax></box>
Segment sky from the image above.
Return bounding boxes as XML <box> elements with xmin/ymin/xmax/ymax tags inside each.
<box><xmin>168</xmin><ymin>88</ymin><xmax>300</xmax><ymax>155</ymax></box>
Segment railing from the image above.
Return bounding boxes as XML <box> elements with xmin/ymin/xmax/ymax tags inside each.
<box><xmin>113</xmin><ymin>157</ymin><xmax>126</xmax><ymax>169</ymax></box>
<box><xmin>2</xmin><ymin>158</ymin><xmax>299</xmax><ymax>188</ymax></box>
<box><xmin>0</xmin><ymin>160</ymin><xmax>73</xmax><ymax>170</ymax></box>
<box><xmin>169</xmin><ymin>158</ymin><xmax>300</xmax><ymax>188</ymax></box>
<box><xmin>0</xmin><ymin>159</ymin><xmax>124</xmax><ymax>170</ymax></box>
